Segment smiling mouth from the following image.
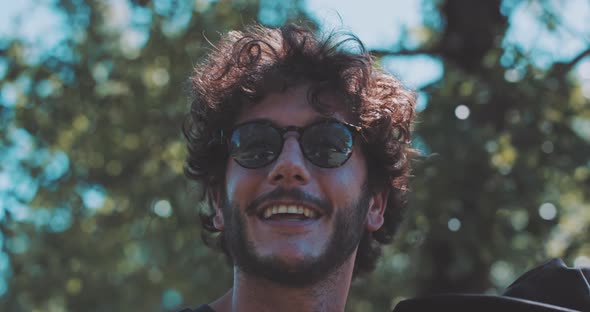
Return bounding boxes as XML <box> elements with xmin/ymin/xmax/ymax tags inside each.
<box><xmin>259</xmin><ymin>204</ymin><xmax>320</xmax><ymax>221</ymax></box>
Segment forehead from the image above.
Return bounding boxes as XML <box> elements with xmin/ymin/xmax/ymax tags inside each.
<box><xmin>234</xmin><ymin>84</ymin><xmax>351</xmax><ymax>126</ymax></box>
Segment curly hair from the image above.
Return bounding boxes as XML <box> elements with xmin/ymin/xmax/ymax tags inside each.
<box><xmin>183</xmin><ymin>23</ymin><xmax>417</xmax><ymax>276</ymax></box>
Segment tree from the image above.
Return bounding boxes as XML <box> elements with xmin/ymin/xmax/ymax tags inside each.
<box><xmin>1</xmin><ymin>0</ymin><xmax>588</xmax><ymax>311</ymax></box>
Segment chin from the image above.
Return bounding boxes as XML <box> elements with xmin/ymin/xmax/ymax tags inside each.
<box><xmin>255</xmin><ymin>240</ymin><xmax>325</xmax><ymax>264</ymax></box>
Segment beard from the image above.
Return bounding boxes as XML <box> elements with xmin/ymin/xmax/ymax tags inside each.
<box><xmin>221</xmin><ymin>185</ymin><xmax>371</xmax><ymax>287</ymax></box>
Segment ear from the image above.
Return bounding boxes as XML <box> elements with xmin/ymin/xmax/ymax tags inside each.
<box><xmin>365</xmin><ymin>188</ymin><xmax>389</xmax><ymax>232</ymax></box>
<box><xmin>209</xmin><ymin>188</ymin><xmax>225</xmax><ymax>231</ymax></box>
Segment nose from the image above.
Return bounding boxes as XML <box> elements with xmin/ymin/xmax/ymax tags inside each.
<box><xmin>267</xmin><ymin>134</ymin><xmax>311</xmax><ymax>187</ymax></box>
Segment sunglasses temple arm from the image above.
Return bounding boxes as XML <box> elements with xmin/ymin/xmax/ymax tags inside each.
<box><xmin>207</xmin><ymin>129</ymin><xmax>226</xmax><ymax>146</ymax></box>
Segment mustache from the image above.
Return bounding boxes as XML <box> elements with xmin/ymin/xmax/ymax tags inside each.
<box><xmin>245</xmin><ymin>187</ymin><xmax>333</xmax><ymax>216</ymax></box>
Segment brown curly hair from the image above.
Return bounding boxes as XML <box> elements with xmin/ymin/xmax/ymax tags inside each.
<box><xmin>183</xmin><ymin>23</ymin><xmax>417</xmax><ymax>276</ymax></box>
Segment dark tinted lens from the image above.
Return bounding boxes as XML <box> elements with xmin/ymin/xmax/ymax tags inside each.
<box><xmin>229</xmin><ymin>123</ymin><xmax>281</xmax><ymax>168</ymax></box>
<box><xmin>301</xmin><ymin>122</ymin><xmax>354</xmax><ymax>168</ymax></box>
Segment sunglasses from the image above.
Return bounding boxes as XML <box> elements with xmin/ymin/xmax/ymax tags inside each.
<box><xmin>223</xmin><ymin>119</ymin><xmax>363</xmax><ymax>169</ymax></box>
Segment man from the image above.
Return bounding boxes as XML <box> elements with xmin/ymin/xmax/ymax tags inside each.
<box><xmin>181</xmin><ymin>23</ymin><xmax>417</xmax><ymax>312</ymax></box>
<box><xmin>181</xmin><ymin>24</ymin><xmax>590</xmax><ymax>312</ymax></box>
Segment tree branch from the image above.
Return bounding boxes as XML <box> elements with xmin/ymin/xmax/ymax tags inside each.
<box><xmin>370</xmin><ymin>48</ymin><xmax>441</xmax><ymax>59</ymax></box>
<box><xmin>565</xmin><ymin>47</ymin><xmax>590</xmax><ymax>72</ymax></box>
<box><xmin>552</xmin><ymin>47</ymin><xmax>590</xmax><ymax>76</ymax></box>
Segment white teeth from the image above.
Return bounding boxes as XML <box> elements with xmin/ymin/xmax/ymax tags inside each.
<box><xmin>262</xmin><ymin>205</ymin><xmax>318</xmax><ymax>219</ymax></box>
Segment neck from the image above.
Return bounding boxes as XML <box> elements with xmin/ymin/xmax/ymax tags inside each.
<box><xmin>211</xmin><ymin>254</ymin><xmax>357</xmax><ymax>312</ymax></box>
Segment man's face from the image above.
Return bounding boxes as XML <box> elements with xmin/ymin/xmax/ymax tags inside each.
<box><xmin>215</xmin><ymin>84</ymin><xmax>382</xmax><ymax>286</ymax></box>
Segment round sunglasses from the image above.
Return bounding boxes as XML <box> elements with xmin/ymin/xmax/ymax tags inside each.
<box><xmin>224</xmin><ymin>119</ymin><xmax>363</xmax><ymax>169</ymax></box>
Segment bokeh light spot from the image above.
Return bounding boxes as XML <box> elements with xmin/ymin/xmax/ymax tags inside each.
<box><xmin>538</xmin><ymin>202</ymin><xmax>557</xmax><ymax>220</ymax></box>
<box><xmin>571</xmin><ymin>117</ymin><xmax>590</xmax><ymax>142</ymax></box>
<box><xmin>73</xmin><ymin>115</ymin><xmax>90</xmax><ymax>131</ymax></box>
<box><xmin>43</xmin><ymin>151</ymin><xmax>70</xmax><ymax>182</ymax></box>
<box><xmin>1</xmin><ymin>83</ymin><xmax>18</xmax><ymax>107</ymax></box>
<box><xmin>148</xmin><ymin>267</ymin><xmax>163</xmax><ymax>283</ymax></box>
<box><xmin>504</xmin><ymin>68</ymin><xmax>524</xmax><ymax>82</ymax></box>
<box><xmin>92</xmin><ymin>62</ymin><xmax>110</xmax><ymax>82</ymax></box>
<box><xmin>390</xmin><ymin>253</ymin><xmax>410</xmax><ymax>272</ymax></box>
<box><xmin>7</xmin><ymin>234</ymin><xmax>29</xmax><ymax>254</ymax></box>
<box><xmin>123</xmin><ymin>134</ymin><xmax>140</xmax><ymax>150</ymax></box>
<box><xmin>454</xmin><ymin>105</ymin><xmax>470</xmax><ymax>120</ymax></box>
<box><xmin>80</xmin><ymin>186</ymin><xmax>106</xmax><ymax>210</ymax></box>
<box><xmin>162</xmin><ymin>288</ymin><xmax>183</xmax><ymax>310</ymax></box>
<box><xmin>154</xmin><ymin>200</ymin><xmax>172</xmax><ymax>218</ymax></box>
<box><xmin>510</xmin><ymin>210</ymin><xmax>529</xmax><ymax>231</ymax></box>
<box><xmin>448</xmin><ymin>218</ymin><xmax>461</xmax><ymax>232</ymax></box>
<box><xmin>151</xmin><ymin>67</ymin><xmax>169</xmax><ymax>87</ymax></box>
<box><xmin>10</xmin><ymin>128</ymin><xmax>34</xmax><ymax>159</ymax></box>
<box><xmin>66</xmin><ymin>278</ymin><xmax>82</xmax><ymax>295</ymax></box>
<box><xmin>9</xmin><ymin>200</ymin><xmax>32</xmax><ymax>222</ymax></box>
<box><xmin>490</xmin><ymin>260</ymin><xmax>515</xmax><ymax>288</ymax></box>
<box><xmin>541</xmin><ymin>141</ymin><xmax>554</xmax><ymax>153</ymax></box>
<box><xmin>49</xmin><ymin>208</ymin><xmax>73</xmax><ymax>233</ymax></box>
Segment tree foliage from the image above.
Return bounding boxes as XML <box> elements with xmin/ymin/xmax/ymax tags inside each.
<box><xmin>0</xmin><ymin>0</ymin><xmax>588</xmax><ymax>311</ymax></box>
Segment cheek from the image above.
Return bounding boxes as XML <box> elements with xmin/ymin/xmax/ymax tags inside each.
<box><xmin>225</xmin><ymin>162</ymin><xmax>264</xmax><ymax>205</ymax></box>
<box><xmin>340</xmin><ymin>147</ymin><xmax>368</xmax><ymax>184</ymax></box>
<box><xmin>320</xmin><ymin>150</ymin><xmax>368</xmax><ymax>200</ymax></box>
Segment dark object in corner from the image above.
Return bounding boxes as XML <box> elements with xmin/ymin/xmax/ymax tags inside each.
<box><xmin>503</xmin><ymin>258</ymin><xmax>590</xmax><ymax>311</ymax></box>
<box><xmin>393</xmin><ymin>258</ymin><xmax>590</xmax><ymax>312</ymax></box>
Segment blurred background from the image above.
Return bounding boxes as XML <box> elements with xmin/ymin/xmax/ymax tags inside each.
<box><xmin>0</xmin><ymin>0</ymin><xmax>589</xmax><ymax>311</ymax></box>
